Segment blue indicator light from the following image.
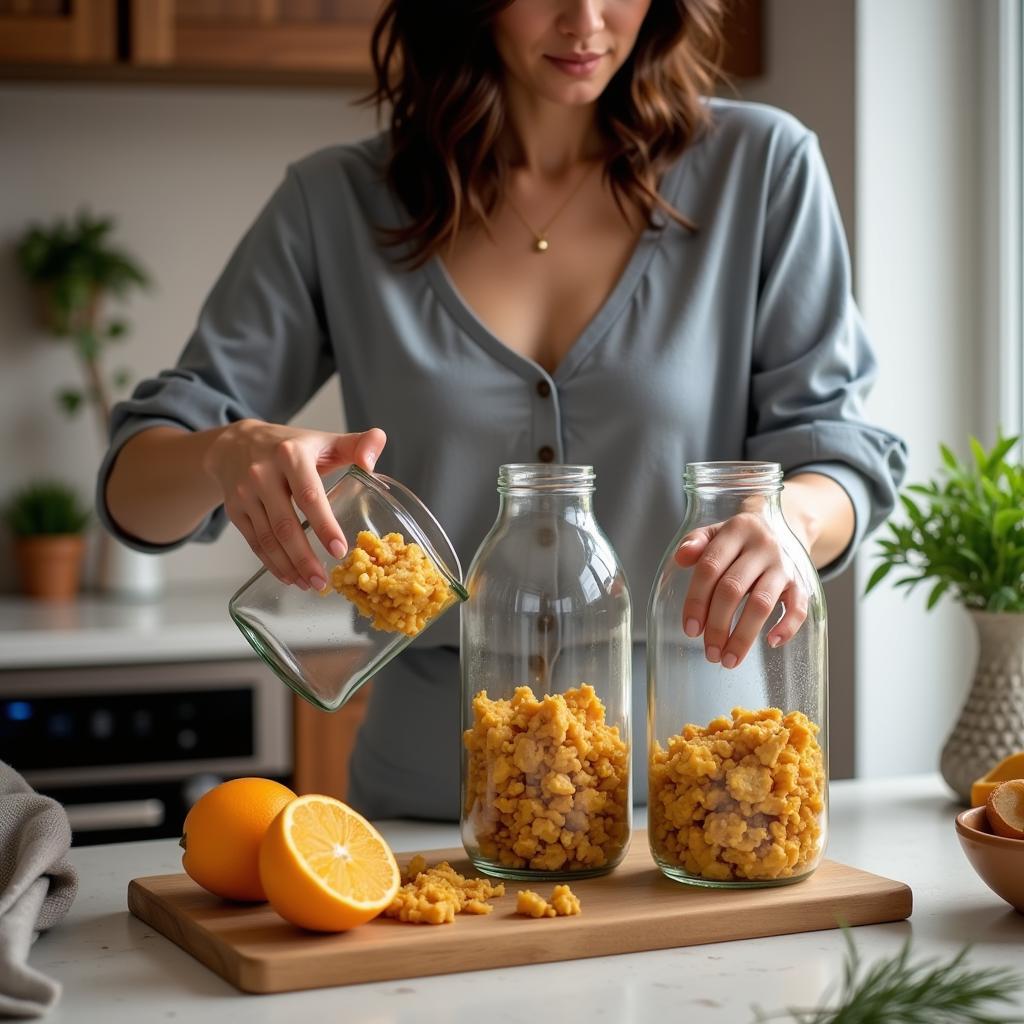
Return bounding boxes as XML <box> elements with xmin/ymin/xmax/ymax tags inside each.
<box><xmin>5</xmin><ymin>701</ymin><xmax>32</xmax><ymax>722</ymax></box>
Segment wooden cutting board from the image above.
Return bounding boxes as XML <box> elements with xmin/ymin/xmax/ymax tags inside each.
<box><xmin>127</xmin><ymin>834</ymin><xmax>912</xmax><ymax>994</ymax></box>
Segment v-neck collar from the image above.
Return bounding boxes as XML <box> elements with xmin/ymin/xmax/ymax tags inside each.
<box><xmin>424</xmin><ymin>159</ymin><xmax>686</xmax><ymax>385</ymax></box>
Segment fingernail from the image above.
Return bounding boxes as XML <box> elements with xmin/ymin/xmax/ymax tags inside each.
<box><xmin>329</xmin><ymin>539</ymin><xmax>345</xmax><ymax>558</ymax></box>
<box><xmin>365</xmin><ymin>450</ymin><xmax>378</xmax><ymax>469</ymax></box>
<box><xmin>768</xmin><ymin>635</ymin><xmax>781</xmax><ymax>648</ymax></box>
<box><xmin>707</xmin><ymin>646</ymin><xmax>721</xmax><ymax>663</ymax></box>
<box><xmin>722</xmin><ymin>652</ymin><xmax>738</xmax><ymax>669</ymax></box>
<box><xmin>684</xmin><ymin>618</ymin><xmax>701</xmax><ymax>638</ymax></box>
<box><xmin>309</xmin><ymin>575</ymin><xmax>327</xmax><ymax>592</ymax></box>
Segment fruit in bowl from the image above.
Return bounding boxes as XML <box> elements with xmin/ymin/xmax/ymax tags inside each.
<box><xmin>955</xmin><ymin>780</ymin><xmax>1024</xmax><ymax>914</ymax></box>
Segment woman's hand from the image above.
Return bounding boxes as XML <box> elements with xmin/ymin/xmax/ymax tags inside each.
<box><xmin>675</xmin><ymin>512</ymin><xmax>809</xmax><ymax>668</ymax></box>
<box><xmin>203</xmin><ymin>419</ymin><xmax>386</xmax><ymax>589</ymax></box>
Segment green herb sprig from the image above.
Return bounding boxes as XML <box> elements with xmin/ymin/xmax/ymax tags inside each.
<box><xmin>755</xmin><ymin>931</ymin><xmax>1023</xmax><ymax>1023</ymax></box>
<box><xmin>865</xmin><ymin>435</ymin><xmax>1024</xmax><ymax>613</ymax></box>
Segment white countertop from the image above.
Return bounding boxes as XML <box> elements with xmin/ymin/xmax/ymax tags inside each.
<box><xmin>0</xmin><ymin>587</ymin><xmax>249</xmax><ymax>668</ymax></box>
<box><xmin>30</xmin><ymin>775</ymin><xmax>1024</xmax><ymax>1023</ymax></box>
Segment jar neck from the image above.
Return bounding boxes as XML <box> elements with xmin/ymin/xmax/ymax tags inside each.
<box><xmin>683</xmin><ymin>462</ymin><xmax>784</xmax><ymax>520</ymax></box>
<box><xmin>496</xmin><ymin>464</ymin><xmax>595</xmax><ymax>517</ymax></box>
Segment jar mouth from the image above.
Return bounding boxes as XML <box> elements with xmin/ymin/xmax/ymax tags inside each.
<box><xmin>498</xmin><ymin>463</ymin><xmax>595</xmax><ymax>495</ymax></box>
<box><xmin>685</xmin><ymin>461</ymin><xmax>783</xmax><ymax>492</ymax></box>
<box><xmin>342</xmin><ymin>466</ymin><xmax>469</xmax><ymax>601</ymax></box>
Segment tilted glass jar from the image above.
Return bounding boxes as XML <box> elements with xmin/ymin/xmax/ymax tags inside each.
<box><xmin>229</xmin><ymin>465</ymin><xmax>467</xmax><ymax>713</ymax></box>
<box><xmin>647</xmin><ymin>462</ymin><xmax>828</xmax><ymax>888</ymax></box>
<box><xmin>460</xmin><ymin>464</ymin><xmax>632</xmax><ymax>881</ymax></box>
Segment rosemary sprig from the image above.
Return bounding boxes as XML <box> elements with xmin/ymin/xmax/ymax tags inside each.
<box><xmin>754</xmin><ymin>930</ymin><xmax>1024</xmax><ymax>1023</ymax></box>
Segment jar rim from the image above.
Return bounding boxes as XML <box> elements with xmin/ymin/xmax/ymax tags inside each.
<box><xmin>498</xmin><ymin>463</ymin><xmax>595</xmax><ymax>494</ymax></box>
<box><xmin>334</xmin><ymin>466</ymin><xmax>469</xmax><ymax>601</ymax></box>
<box><xmin>685</xmin><ymin>461</ymin><xmax>783</xmax><ymax>492</ymax></box>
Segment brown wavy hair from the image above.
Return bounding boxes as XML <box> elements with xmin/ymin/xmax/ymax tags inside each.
<box><xmin>369</xmin><ymin>0</ymin><xmax>726</xmax><ymax>265</ymax></box>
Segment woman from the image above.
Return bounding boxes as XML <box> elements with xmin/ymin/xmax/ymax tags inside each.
<box><xmin>99</xmin><ymin>0</ymin><xmax>906</xmax><ymax>819</ymax></box>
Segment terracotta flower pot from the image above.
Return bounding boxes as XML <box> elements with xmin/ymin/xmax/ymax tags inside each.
<box><xmin>940</xmin><ymin>610</ymin><xmax>1024</xmax><ymax>804</ymax></box>
<box><xmin>14</xmin><ymin>534</ymin><xmax>87</xmax><ymax>601</ymax></box>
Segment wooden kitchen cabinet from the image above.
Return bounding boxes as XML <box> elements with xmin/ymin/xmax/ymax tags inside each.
<box><xmin>0</xmin><ymin>0</ymin><xmax>116</xmax><ymax>64</ymax></box>
<box><xmin>130</xmin><ymin>0</ymin><xmax>384</xmax><ymax>78</ymax></box>
<box><xmin>292</xmin><ymin>682</ymin><xmax>371</xmax><ymax>800</ymax></box>
<box><xmin>0</xmin><ymin>0</ymin><xmax>761</xmax><ymax>85</ymax></box>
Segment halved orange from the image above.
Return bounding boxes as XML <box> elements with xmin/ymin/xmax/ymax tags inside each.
<box><xmin>258</xmin><ymin>794</ymin><xmax>400</xmax><ymax>932</ymax></box>
<box><xmin>986</xmin><ymin>779</ymin><xmax>1024</xmax><ymax>840</ymax></box>
<box><xmin>971</xmin><ymin>752</ymin><xmax>1024</xmax><ymax>807</ymax></box>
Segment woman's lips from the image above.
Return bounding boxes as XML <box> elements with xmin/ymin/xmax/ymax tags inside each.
<box><xmin>545</xmin><ymin>53</ymin><xmax>605</xmax><ymax>77</ymax></box>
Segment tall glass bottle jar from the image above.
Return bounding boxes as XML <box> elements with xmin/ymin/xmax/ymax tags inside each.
<box><xmin>647</xmin><ymin>462</ymin><xmax>828</xmax><ymax>888</ymax></box>
<box><xmin>461</xmin><ymin>464</ymin><xmax>632</xmax><ymax>881</ymax></box>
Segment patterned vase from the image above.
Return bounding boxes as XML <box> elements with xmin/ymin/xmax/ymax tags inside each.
<box><xmin>940</xmin><ymin>610</ymin><xmax>1024</xmax><ymax>804</ymax></box>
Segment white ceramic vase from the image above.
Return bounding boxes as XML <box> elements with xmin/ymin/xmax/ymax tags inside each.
<box><xmin>96</xmin><ymin>530</ymin><xmax>164</xmax><ymax>600</ymax></box>
<box><xmin>939</xmin><ymin>610</ymin><xmax>1024</xmax><ymax>804</ymax></box>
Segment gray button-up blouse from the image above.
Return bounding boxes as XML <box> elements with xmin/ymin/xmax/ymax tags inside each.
<box><xmin>98</xmin><ymin>99</ymin><xmax>907</xmax><ymax>819</ymax></box>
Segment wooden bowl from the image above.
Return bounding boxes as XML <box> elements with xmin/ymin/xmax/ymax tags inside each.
<box><xmin>955</xmin><ymin>806</ymin><xmax>1024</xmax><ymax>913</ymax></box>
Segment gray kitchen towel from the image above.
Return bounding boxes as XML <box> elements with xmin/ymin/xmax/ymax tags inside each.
<box><xmin>0</xmin><ymin>762</ymin><xmax>78</xmax><ymax>1019</ymax></box>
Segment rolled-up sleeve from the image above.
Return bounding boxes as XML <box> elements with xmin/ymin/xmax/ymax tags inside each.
<box><xmin>96</xmin><ymin>166</ymin><xmax>335</xmax><ymax>551</ymax></box>
<box><xmin>744</xmin><ymin>133</ymin><xmax>907</xmax><ymax>579</ymax></box>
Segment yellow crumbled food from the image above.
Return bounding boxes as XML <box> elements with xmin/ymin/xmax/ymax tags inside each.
<box><xmin>384</xmin><ymin>858</ymin><xmax>505</xmax><ymax>925</ymax></box>
<box><xmin>463</xmin><ymin>684</ymin><xmax>629</xmax><ymax>874</ymax></box>
<box><xmin>649</xmin><ymin>707</ymin><xmax>825</xmax><ymax>883</ymax></box>
<box><xmin>515</xmin><ymin>884</ymin><xmax>581</xmax><ymax>918</ymax></box>
<box><xmin>516</xmin><ymin>889</ymin><xmax>555</xmax><ymax>918</ymax></box>
<box><xmin>328</xmin><ymin>531</ymin><xmax>454</xmax><ymax>636</ymax></box>
<box><xmin>550</xmin><ymin>883</ymin><xmax>581</xmax><ymax>916</ymax></box>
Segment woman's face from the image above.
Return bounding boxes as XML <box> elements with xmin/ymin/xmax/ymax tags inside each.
<box><xmin>493</xmin><ymin>0</ymin><xmax>652</xmax><ymax>108</ymax></box>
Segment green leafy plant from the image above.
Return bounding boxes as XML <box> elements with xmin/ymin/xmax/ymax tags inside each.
<box><xmin>16</xmin><ymin>210</ymin><xmax>149</xmax><ymax>434</ymax></box>
<box><xmin>3</xmin><ymin>482</ymin><xmax>92</xmax><ymax>538</ymax></box>
<box><xmin>755</xmin><ymin>931</ymin><xmax>1023</xmax><ymax>1023</ymax></box>
<box><xmin>865</xmin><ymin>435</ymin><xmax>1024</xmax><ymax>613</ymax></box>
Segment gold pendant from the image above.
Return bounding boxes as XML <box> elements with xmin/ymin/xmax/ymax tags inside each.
<box><xmin>534</xmin><ymin>237</ymin><xmax>549</xmax><ymax>253</ymax></box>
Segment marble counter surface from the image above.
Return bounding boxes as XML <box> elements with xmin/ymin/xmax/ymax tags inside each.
<box><xmin>29</xmin><ymin>774</ymin><xmax>1024</xmax><ymax>1023</ymax></box>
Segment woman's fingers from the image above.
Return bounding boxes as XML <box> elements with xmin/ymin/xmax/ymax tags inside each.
<box><xmin>674</xmin><ymin>526</ymin><xmax>715</xmax><ymax>568</ymax></box>
<box><xmin>279</xmin><ymin>444</ymin><xmax>347</xmax><ymax>560</ymax></box>
<box><xmin>766</xmin><ymin>581</ymin><xmax>810</xmax><ymax>649</ymax></box>
<box><xmin>720</xmin><ymin>569</ymin><xmax>788</xmax><ymax>668</ymax></box>
<box><xmin>680</xmin><ymin>524</ymin><xmax>745</xmax><ymax>641</ymax></box>
<box><xmin>258</xmin><ymin>478</ymin><xmax>328</xmax><ymax>590</ymax></box>
<box><xmin>702</xmin><ymin>553</ymin><xmax>771</xmax><ymax>664</ymax></box>
<box><xmin>320</xmin><ymin>428</ymin><xmax>387</xmax><ymax>473</ymax></box>
<box><xmin>234</xmin><ymin>502</ymin><xmax>307</xmax><ymax>588</ymax></box>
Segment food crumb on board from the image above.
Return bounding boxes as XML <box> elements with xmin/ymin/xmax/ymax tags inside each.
<box><xmin>515</xmin><ymin>884</ymin><xmax>581</xmax><ymax>918</ymax></box>
<box><xmin>385</xmin><ymin>857</ymin><xmax>505</xmax><ymax>925</ymax></box>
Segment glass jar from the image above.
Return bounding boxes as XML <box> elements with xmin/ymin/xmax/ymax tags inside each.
<box><xmin>647</xmin><ymin>462</ymin><xmax>828</xmax><ymax>888</ymax></box>
<box><xmin>229</xmin><ymin>465</ymin><xmax>467</xmax><ymax>712</ymax></box>
<box><xmin>460</xmin><ymin>464</ymin><xmax>632</xmax><ymax>881</ymax></box>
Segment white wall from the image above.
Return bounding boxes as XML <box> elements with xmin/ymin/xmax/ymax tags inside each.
<box><xmin>853</xmin><ymin>0</ymin><xmax>984</xmax><ymax>777</ymax></box>
<box><xmin>0</xmin><ymin>84</ymin><xmax>376</xmax><ymax>590</ymax></box>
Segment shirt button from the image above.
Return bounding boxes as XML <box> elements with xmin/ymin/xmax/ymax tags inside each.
<box><xmin>538</xmin><ymin>445</ymin><xmax>555</xmax><ymax>463</ymax></box>
<box><xmin>536</xmin><ymin>380</ymin><xmax>551</xmax><ymax>398</ymax></box>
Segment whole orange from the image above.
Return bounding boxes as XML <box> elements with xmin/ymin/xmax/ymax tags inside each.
<box><xmin>181</xmin><ymin>777</ymin><xmax>296</xmax><ymax>902</ymax></box>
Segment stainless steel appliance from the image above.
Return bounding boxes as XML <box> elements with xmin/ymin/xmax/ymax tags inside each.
<box><xmin>0</xmin><ymin>658</ymin><xmax>292</xmax><ymax>845</ymax></box>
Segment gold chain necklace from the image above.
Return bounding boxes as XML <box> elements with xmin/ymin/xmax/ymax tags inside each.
<box><xmin>503</xmin><ymin>162</ymin><xmax>597</xmax><ymax>253</ymax></box>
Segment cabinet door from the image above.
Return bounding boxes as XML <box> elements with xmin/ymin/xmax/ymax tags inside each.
<box><xmin>292</xmin><ymin>683</ymin><xmax>371</xmax><ymax>800</ymax></box>
<box><xmin>131</xmin><ymin>0</ymin><xmax>383</xmax><ymax>74</ymax></box>
<box><xmin>0</xmin><ymin>0</ymin><xmax>116</xmax><ymax>63</ymax></box>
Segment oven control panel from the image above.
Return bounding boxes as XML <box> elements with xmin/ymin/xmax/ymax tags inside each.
<box><xmin>2</xmin><ymin>687</ymin><xmax>254</xmax><ymax>770</ymax></box>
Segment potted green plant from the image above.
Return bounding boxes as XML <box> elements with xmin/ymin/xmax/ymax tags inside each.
<box><xmin>16</xmin><ymin>210</ymin><xmax>149</xmax><ymax>439</ymax></box>
<box><xmin>4</xmin><ymin>482</ymin><xmax>92</xmax><ymax>601</ymax></box>
<box><xmin>866</xmin><ymin>434</ymin><xmax>1024</xmax><ymax>803</ymax></box>
<box><xmin>16</xmin><ymin>210</ymin><xmax>162</xmax><ymax>598</ymax></box>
